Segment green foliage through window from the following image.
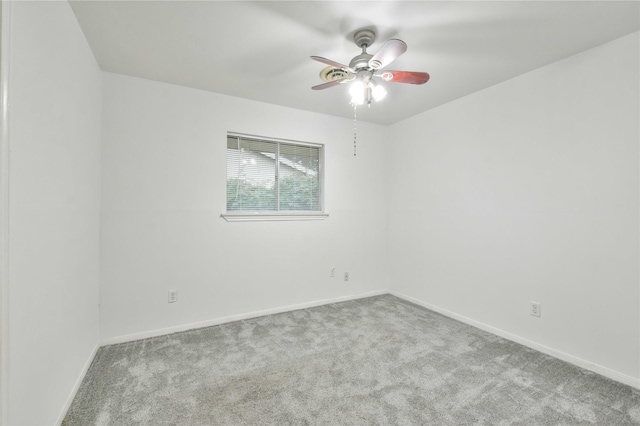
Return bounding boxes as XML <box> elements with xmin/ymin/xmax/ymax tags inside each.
<box><xmin>226</xmin><ymin>135</ymin><xmax>322</xmax><ymax>212</ymax></box>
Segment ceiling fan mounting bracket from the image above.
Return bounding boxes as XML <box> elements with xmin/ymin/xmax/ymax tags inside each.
<box><xmin>353</xmin><ymin>29</ymin><xmax>375</xmax><ymax>50</ymax></box>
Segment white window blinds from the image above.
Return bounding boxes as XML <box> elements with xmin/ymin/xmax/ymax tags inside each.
<box><xmin>226</xmin><ymin>134</ymin><xmax>323</xmax><ymax>212</ymax></box>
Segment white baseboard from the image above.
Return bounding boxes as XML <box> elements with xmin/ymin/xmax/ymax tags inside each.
<box><xmin>388</xmin><ymin>289</ymin><xmax>640</xmax><ymax>390</ymax></box>
<box><xmin>100</xmin><ymin>289</ymin><xmax>388</xmax><ymax>346</ymax></box>
<box><xmin>55</xmin><ymin>342</ymin><xmax>100</xmax><ymax>425</ymax></box>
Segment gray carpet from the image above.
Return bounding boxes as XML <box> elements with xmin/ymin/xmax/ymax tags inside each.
<box><xmin>63</xmin><ymin>294</ymin><xmax>640</xmax><ymax>425</ymax></box>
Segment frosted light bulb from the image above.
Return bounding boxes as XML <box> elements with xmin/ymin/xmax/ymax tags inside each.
<box><xmin>349</xmin><ymin>81</ymin><xmax>365</xmax><ymax>105</ymax></box>
<box><xmin>372</xmin><ymin>84</ymin><xmax>387</xmax><ymax>102</ymax></box>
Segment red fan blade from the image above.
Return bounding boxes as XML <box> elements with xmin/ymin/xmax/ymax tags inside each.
<box><xmin>368</xmin><ymin>39</ymin><xmax>407</xmax><ymax>70</ymax></box>
<box><xmin>311</xmin><ymin>56</ymin><xmax>348</xmax><ymax>69</ymax></box>
<box><xmin>379</xmin><ymin>71</ymin><xmax>430</xmax><ymax>85</ymax></box>
<box><xmin>312</xmin><ymin>80</ymin><xmax>342</xmax><ymax>90</ymax></box>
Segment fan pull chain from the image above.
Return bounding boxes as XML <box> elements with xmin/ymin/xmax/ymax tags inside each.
<box><xmin>353</xmin><ymin>105</ymin><xmax>357</xmax><ymax>157</ymax></box>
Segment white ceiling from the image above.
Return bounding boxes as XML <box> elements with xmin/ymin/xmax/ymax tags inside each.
<box><xmin>69</xmin><ymin>1</ymin><xmax>640</xmax><ymax>125</ymax></box>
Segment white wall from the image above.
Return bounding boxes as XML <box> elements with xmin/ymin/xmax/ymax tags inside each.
<box><xmin>100</xmin><ymin>72</ymin><xmax>389</xmax><ymax>340</ymax></box>
<box><xmin>388</xmin><ymin>33</ymin><xmax>640</xmax><ymax>382</ymax></box>
<box><xmin>5</xmin><ymin>1</ymin><xmax>101</xmax><ymax>424</ymax></box>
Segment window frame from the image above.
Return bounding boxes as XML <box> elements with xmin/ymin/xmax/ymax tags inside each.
<box><xmin>221</xmin><ymin>132</ymin><xmax>328</xmax><ymax>222</ymax></box>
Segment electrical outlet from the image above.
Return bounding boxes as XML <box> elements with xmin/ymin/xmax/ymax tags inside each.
<box><xmin>168</xmin><ymin>290</ymin><xmax>178</xmax><ymax>303</ymax></box>
<box><xmin>344</xmin><ymin>272</ymin><xmax>349</xmax><ymax>282</ymax></box>
<box><xmin>330</xmin><ymin>267</ymin><xmax>336</xmax><ymax>278</ymax></box>
<box><xmin>531</xmin><ymin>301</ymin><xmax>540</xmax><ymax>317</ymax></box>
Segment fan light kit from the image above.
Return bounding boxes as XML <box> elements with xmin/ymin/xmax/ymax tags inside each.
<box><xmin>311</xmin><ymin>29</ymin><xmax>430</xmax><ymax>155</ymax></box>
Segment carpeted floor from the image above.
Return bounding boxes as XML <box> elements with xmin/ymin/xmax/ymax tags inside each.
<box><xmin>63</xmin><ymin>294</ymin><xmax>640</xmax><ymax>425</ymax></box>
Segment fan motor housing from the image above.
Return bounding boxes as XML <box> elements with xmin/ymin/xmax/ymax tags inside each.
<box><xmin>349</xmin><ymin>53</ymin><xmax>373</xmax><ymax>71</ymax></box>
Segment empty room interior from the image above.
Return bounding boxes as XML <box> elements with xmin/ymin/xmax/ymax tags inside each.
<box><xmin>2</xmin><ymin>0</ymin><xmax>640</xmax><ymax>424</ymax></box>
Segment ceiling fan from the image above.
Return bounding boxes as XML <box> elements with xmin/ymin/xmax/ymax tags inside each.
<box><xmin>311</xmin><ymin>29</ymin><xmax>430</xmax><ymax>106</ymax></box>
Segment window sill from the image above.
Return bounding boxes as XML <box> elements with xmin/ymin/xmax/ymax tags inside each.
<box><xmin>221</xmin><ymin>212</ymin><xmax>329</xmax><ymax>222</ymax></box>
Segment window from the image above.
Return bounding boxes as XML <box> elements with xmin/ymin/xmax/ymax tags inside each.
<box><xmin>223</xmin><ymin>133</ymin><xmax>327</xmax><ymax>221</ymax></box>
